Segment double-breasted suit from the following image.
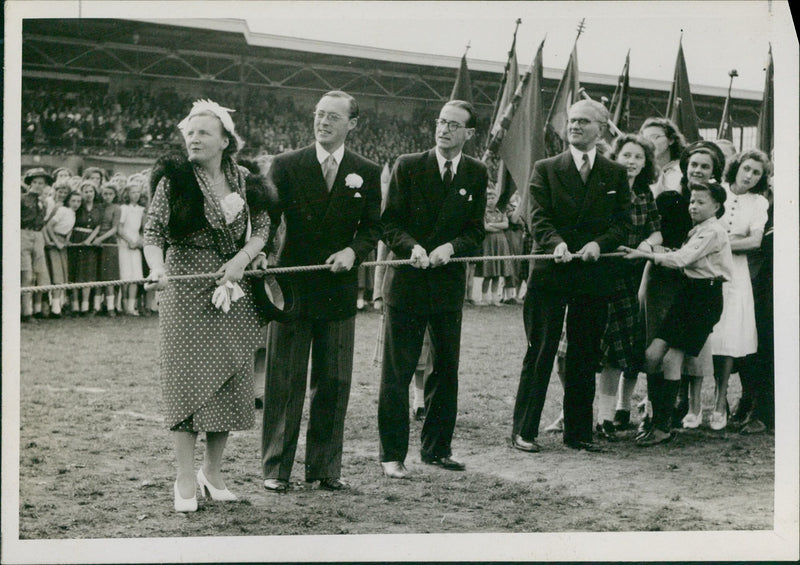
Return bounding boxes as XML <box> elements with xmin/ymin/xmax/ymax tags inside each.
<box><xmin>261</xmin><ymin>143</ymin><xmax>381</xmax><ymax>482</ymax></box>
<box><xmin>379</xmin><ymin>149</ymin><xmax>487</xmax><ymax>463</ymax></box>
<box><xmin>513</xmin><ymin>149</ymin><xmax>631</xmax><ymax>445</ymax></box>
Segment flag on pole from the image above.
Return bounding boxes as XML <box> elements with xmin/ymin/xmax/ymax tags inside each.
<box><xmin>717</xmin><ymin>97</ymin><xmax>733</xmax><ymax>142</ymax></box>
<box><xmin>495</xmin><ymin>39</ymin><xmax>546</xmax><ymax>229</ymax></box>
<box><xmin>757</xmin><ymin>45</ymin><xmax>774</xmax><ymax>157</ymax></box>
<box><xmin>666</xmin><ymin>39</ymin><xmax>700</xmax><ymax>143</ymax></box>
<box><xmin>450</xmin><ymin>52</ymin><xmax>474</xmax><ymax>103</ymax></box>
<box><xmin>545</xmin><ymin>43</ymin><xmax>580</xmax><ymax>155</ymax></box>
<box><xmin>450</xmin><ymin>50</ymin><xmax>475</xmax><ymax>154</ymax></box>
<box><xmin>609</xmin><ymin>50</ymin><xmax>631</xmax><ymax>132</ymax></box>
<box><xmin>489</xmin><ymin>23</ymin><xmax>521</xmax><ymax>207</ymax></box>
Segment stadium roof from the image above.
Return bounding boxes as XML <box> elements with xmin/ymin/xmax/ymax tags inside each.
<box><xmin>139</xmin><ymin>18</ymin><xmax>762</xmax><ymax>100</ymax></box>
<box><xmin>22</xmin><ymin>18</ymin><xmax>763</xmax><ymax>128</ymax></box>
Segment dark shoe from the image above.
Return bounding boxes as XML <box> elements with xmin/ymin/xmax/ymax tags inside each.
<box><xmin>254</xmin><ymin>396</ymin><xmax>264</xmax><ymax>410</ymax></box>
<box><xmin>595</xmin><ymin>420</ymin><xmax>619</xmax><ymax>442</ymax></box>
<box><xmin>34</xmin><ymin>312</ymin><xmax>46</xmax><ymax>320</ymax></box>
<box><xmin>412</xmin><ymin>407</ymin><xmax>425</xmax><ymax>421</ymax></box>
<box><xmin>49</xmin><ymin>312</ymin><xmax>62</xmax><ymax>319</ymax></box>
<box><xmin>318</xmin><ymin>478</ymin><xmax>349</xmax><ymax>491</ymax></box>
<box><xmin>612</xmin><ymin>409</ymin><xmax>631</xmax><ymax>430</ymax></box>
<box><xmin>740</xmin><ymin>418</ymin><xmax>767</xmax><ymax>435</ymax></box>
<box><xmin>636</xmin><ymin>428</ymin><xmax>672</xmax><ymax>447</ymax></box>
<box><xmin>263</xmin><ymin>478</ymin><xmax>290</xmax><ymax>493</ymax></box>
<box><xmin>730</xmin><ymin>397</ymin><xmax>753</xmax><ymax>424</ymax></box>
<box><xmin>565</xmin><ymin>440</ymin><xmax>604</xmax><ymax>452</ymax></box>
<box><xmin>21</xmin><ymin>315</ymin><xmax>34</xmax><ymax>323</ymax></box>
<box><xmin>421</xmin><ymin>454</ymin><xmax>466</xmax><ymax>471</ymax></box>
<box><xmin>511</xmin><ymin>434</ymin><xmax>541</xmax><ymax>453</ymax></box>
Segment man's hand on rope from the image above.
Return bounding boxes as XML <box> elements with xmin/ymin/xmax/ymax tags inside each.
<box><xmin>553</xmin><ymin>242</ymin><xmax>573</xmax><ymax>263</ymax></box>
<box><xmin>410</xmin><ymin>244</ymin><xmax>430</xmax><ymax>269</ymax></box>
<box><xmin>577</xmin><ymin>241</ymin><xmax>601</xmax><ymax>262</ymax></box>
<box><xmin>429</xmin><ymin>243</ymin><xmax>454</xmax><ymax>267</ymax></box>
<box><xmin>326</xmin><ymin>247</ymin><xmax>356</xmax><ymax>273</ymax></box>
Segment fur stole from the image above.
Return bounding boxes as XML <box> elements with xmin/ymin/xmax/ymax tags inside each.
<box><xmin>149</xmin><ymin>154</ymin><xmax>270</xmax><ymax>240</ymax></box>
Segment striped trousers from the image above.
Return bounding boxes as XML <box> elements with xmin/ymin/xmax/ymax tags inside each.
<box><xmin>261</xmin><ymin>315</ymin><xmax>355</xmax><ymax>482</ymax></box>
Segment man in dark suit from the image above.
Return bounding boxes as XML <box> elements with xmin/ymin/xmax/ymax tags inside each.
<box><xmin>511</xmin><ymin>99</ymin><xmax>631</xmax><ymax>453</ymax></box>
<box><xmin>379</xmin><ymin>100</ymin><xmax>488</xmax><ymax>479</ymax></box>
<box><xmin>260</xmin><ymin>91</ymin><xmax>381</xmax><ymax>492</ymax></box>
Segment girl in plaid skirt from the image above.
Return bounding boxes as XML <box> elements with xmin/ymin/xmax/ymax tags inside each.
<box><xmin>594</xmin><ymin>135</ymin><xmax>662</xmax><ymax>440</ymax></box>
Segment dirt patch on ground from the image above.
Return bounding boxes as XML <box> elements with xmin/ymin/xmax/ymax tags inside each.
<box><xmin>16</xmin><ymin>306</ymin><xmax>774</xmax><ymax>540</ymax></box>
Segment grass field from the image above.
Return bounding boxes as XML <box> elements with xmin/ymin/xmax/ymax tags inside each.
<box><xmin>16</xmin><ymin>304</ymin><xmax>774</xmax><ymax>541</ymax></box>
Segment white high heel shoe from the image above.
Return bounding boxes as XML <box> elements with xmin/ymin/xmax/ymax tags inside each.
<box><xmin>174</xmin><ymin>480</ymin><xmax>198</xmax><ymax>512</ymax></box>
<box><xmin>197</xmin><ymin>468</ymin><xmax>237</xmax><ymax>501</ymax></box>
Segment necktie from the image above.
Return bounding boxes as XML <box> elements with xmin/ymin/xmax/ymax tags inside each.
<box><xmin>579</xmin><ymin>153</ymin><xmax>591</xmax><ymax>184</ymax></box>
<box><xmin>443</xmin><ymin>160</ymin><xmax>453</xmax><ymax>188</ymax></box>
<box><xmin>322</xmin><ymin>154</ymin><xmax>338</xmax><ymax>191</ymax></box>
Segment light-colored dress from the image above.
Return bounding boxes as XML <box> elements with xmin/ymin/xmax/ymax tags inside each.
<box><xmin>144</xmin><ymin>160</ymin><xmax>269</xmax><ymax>432</ymax></box>
<box><xmin>118</xmin><ymin>203</ymin><xmax>144</xmax><ymax>281</ymax></box>
<box><xmin>709</xmin><ymin>185</ymin><xmax>769</xmax><ymax>357</ymax></box>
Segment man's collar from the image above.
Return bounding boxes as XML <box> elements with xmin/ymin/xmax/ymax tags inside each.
<box><xmin>316</xmin><ymin>142</ymin><xmax>345</xmax><ymax>165</ymax></box>
<box><xmin>569</xmin><ymin>145</ymin><xmax>597</xmax><ymax>169</ymax></box>
<box><xmin>435</xmin><ymin>149</ymin><xmax>462</xmax><ymax>175</ymax></box>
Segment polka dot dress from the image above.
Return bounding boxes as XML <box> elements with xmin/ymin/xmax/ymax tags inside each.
<box><xmin>144</xmin><ymin>169</ymin><xmax>269</xmax><ymax>432</ymax></box>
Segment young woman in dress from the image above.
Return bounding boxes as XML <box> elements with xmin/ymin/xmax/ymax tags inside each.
<box><xmin>612</xmin><ymin>118</ymin><xmax>688</xmax><ymax>428</ymax></box>
<box><xmin>44</xmin><ymin>190</ymin><xmax>82</xmax><ymax>317</ymax></box>
<box><xmin>144</xmin><ymin>100</ymin><xmax>269</xmax><ymax>512</ymax></box>
<box><xmin>477</xmin><ymin>188</ymin><xmax>512</xmax><ymax>306</ymax></box>
<box><xmin>94</xmin><ymin>183</ymin><xmax>121</xmax><ymax>316</ymax></box>
<box><xmin>594</xmin><ymin>134</ymin><xmax>662</xmax><ymax>440</ymax></box>
<box><xmin>707</xmin><ymin>150</ymin><xmax>770</xmax><ymax>430</ymax></box>
<box><xmin>118</xmin><ymin>182</ymin><xmax>145</xmax><ymax>315</ymax></box>
<box><xmin>68</xmin><ymin>180</ymin><xmax>103</xmax><ymax>316</ymax></box>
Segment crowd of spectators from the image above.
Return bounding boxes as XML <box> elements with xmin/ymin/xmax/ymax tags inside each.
<box><xmin>22</xmin><ymin>84</ymin><xmax>486</xmax><ymax>165</ymax></box>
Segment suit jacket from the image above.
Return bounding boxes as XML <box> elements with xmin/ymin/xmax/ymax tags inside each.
<box><xmin>382</xmin><ymin>149</ymin><xmax>488</xmax><ymax>315</ymax></box>
<box><xmin>528</xmin><ymin>149</ymin><xmax>631</xmax><ymax>296</ymax></box>
<box><xmin>267</xmin><ymin>144</ymin><xmax>381</xmax><ymax>321</ymax></box>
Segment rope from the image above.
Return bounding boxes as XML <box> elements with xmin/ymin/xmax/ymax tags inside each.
<box><xmin>20</xmin><ymin>252</ymin><xmax>627</xmax><ymax>293</ymax></box>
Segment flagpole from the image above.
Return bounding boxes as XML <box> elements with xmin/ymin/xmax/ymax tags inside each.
<box><xmin>717</xmin><ymin>69</ymin><xmax>738</xmax><ymax>140</ymax></box>
<box><xmin>578</xmin><ymin>89</ymin><xmax>623</xmax><ymax>137</ymax></box>
<box><xmin>488</xmin><ymin>18</ymin><xmax>522</xmax><ymax>144</ymax></box>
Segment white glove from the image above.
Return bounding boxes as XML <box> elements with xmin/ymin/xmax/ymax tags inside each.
<box><xmin>211</xmin><ymin>281</ymin><xmax>245</xmax><ymax>313</ymax></box>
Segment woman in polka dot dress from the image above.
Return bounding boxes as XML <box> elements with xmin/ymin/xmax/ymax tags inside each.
<box><xmin>144</xmin><ymin>100</ymin><xmax>269</xmax><ymax>512</ymax></box>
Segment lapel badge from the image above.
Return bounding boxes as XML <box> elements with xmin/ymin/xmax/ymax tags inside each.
<box><xmin>354</xmin><ymin>192</ymin><xmax>362</xmax><ymax>198</ymax></box>
<box><xmin>468</xmin><ymin>195</ymin><xmax>473</xmax><ymax>201</ymax></box>
<box><xmin>459</xmin><ymin>188</ymin><xmax>467</xmax><ymax>196</ymax></box>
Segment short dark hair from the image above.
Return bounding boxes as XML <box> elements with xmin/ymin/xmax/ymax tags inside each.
<box><xmin>609</xmin><ymin>134</ymin><xmax>658</xmax><ymax>187</ymax></box>
<box><xmin>319</xmin><ymin>90</ymin><xmax>359</xmax><ymax>119</ymax></box>
<box><xmin>444</xmin><ymin>100</ymin><xmax>477</xmax><ymax>129</ymax></box>
<box><xmin>689</xmin><ymin>181</ymin><xmax>727</xmax><ymax>219</ymax></box>
<box><xmin>639</xmin><ymin>117</ymin><xmax>687</xmax><ymax>162</ymax></box>
<box><xmin>99</xmin><ymin>182</ymin><xmax>119</xmax><ymax>204</ymax></box>
<box><xmin>679</xmin><ymin>142</ymin><xmax>725</xmax><ymax>195</ymax></box>
<box><xmin>65</xmin><ymin>190</ymin><xmax>82</xmax><ymax>204</ymax></box>
<box><xmin>724</xmin><ymin>149</ymin><xmax>771</xmax><ymax>195</ymax></box>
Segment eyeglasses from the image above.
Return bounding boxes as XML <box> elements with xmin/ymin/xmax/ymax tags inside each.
<box><xmin>313</xmin><ymin>110</ymin><xmax>347</xmax><ymax>123</ymax></box>
<box><xmin>435</xmin><ymin>118</ymin><xmax>468</xmax><ymax>132</ymax></box>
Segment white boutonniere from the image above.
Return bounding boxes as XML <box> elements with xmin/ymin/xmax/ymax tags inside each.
<box><xmin>345</xmin><ymin>173</ymin><xmax>364</xmax><ymax>189</ymax></box>
<box><xmin>458</xmin><ymin>188</ymin><xmax>467</xmax><ymax>196</ymax></box>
